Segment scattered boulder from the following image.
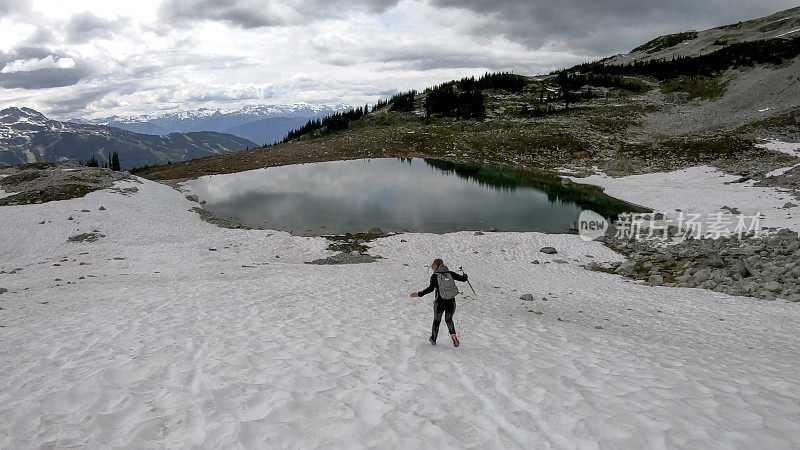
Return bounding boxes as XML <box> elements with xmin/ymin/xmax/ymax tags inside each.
<box><xmin>764</xmin><ymin>281</ymin><xmax>782</xmax><ymax>292</ymax></box>
<box><xmin>98</xmin><ymin>206</ymin><xmax>106</xmax><ymax>210</ymax></box>
<box><xmin>585</xmin><ymin>261</ymin><xmax>601</xmax><ymax>271</ymax></box>
<box><xmin>707</xmin><ymin>252</ymin><xmax>724</xmax><ymax>268</ymax></box>
<box><xmin>615</xmin><ymin>260</ymin><xmax>638</xmax><ymax>276</ymax></box>
<box><xmin>783</xmin><ymin>202</ymin><xmax>797</xmax><ymax>209</ymax></box>
<box><xmin>474</xmin><ymin>231</ymin><xmax>484</xmax><ymax>236</ymax></box>
<box><xmin>306</xmin><ymin>251</ymin><xmax>380</xmax><ymax>265</ymax></box>
<box><xmin>0</xmin><ymin>288</ymin><xmax>6</xmax><ymax>295</ymax></box>
<box><xmin>648</xmin><ymin>275</ymin><xmax>664</xmax><ymax>286</ymax></box>
<box><xmin>519</xmin><ymin>294</ymin><xmax>535</xmax><ymax>301</ymax></box>
<box><xmin>540</xmin><ymin>246</ymin><xmax>558</xmax><ymax>255</ymax></box>
<box><xmin>67</xmin><ymin>232</ymin><xmax>103</xmax><ymax>243</ymax></box>
<box><xmin>531</xmin><ymin>260</ymin><xmax>540</xmax><ymax>264</ymax></box>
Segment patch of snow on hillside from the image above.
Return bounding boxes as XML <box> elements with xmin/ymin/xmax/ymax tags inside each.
<box><xmin>758</xmin><ymin>138</ymin><xmax>800</xmax><ymax>157</ymax></box>
<box><xmin>570</xmin><ymin>165</ymin><xmax>800</xmax><ymax>232</ymax></box>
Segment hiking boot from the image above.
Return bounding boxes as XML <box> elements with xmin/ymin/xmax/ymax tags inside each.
<box><xmin>451</xmin><ymin>334</ymin><xmax>459</xmax><ymax>347</ymax></box>
<box><xmin>429</xmin><ymin>336</ymin><xmax>437</xmax><ymax>345</ymax></box>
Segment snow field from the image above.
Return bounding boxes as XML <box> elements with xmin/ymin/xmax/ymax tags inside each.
<box><xmin>0</xmin><ymin>176</ymin><xmax>799</xmax><ymax>448</ymax></box>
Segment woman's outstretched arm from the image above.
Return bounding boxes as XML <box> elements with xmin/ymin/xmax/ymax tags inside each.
<box><xmin>411</xmin><ymin>274</ymin><xmax>437</xmax><ymax>297</ymax></box>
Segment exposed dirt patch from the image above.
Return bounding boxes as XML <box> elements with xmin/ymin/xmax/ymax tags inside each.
<box><xmin>0</xmin><ymin>163</ymin><xmax>137</xmax><ymax>206</ymax></box>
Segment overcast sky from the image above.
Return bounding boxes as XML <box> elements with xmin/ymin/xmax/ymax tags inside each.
<box><xmin>0</xmin><ymin>0</ymin><xmax>795</xmax><ymax>119</ymax></box>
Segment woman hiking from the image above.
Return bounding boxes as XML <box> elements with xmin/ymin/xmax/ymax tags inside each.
<box><xmin>410</xmin><ymin>259</ymin><xmax>469</xmax><ymax>347</ymax></box>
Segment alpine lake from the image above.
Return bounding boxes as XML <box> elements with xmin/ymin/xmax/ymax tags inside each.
<box><xmin>185</xmin><ymin>158</ymin><xmax>645</xmax><ymax>236</ymax></box>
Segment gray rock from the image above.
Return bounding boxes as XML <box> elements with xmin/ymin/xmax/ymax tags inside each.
<box><xmin>649</xmin><ymin>275</ymin><xmax>664</xmax><ymax>286</ymax></box>
<box><xmin>531</xmin><ymin>260</ymin><xmax>540</xmax><ymax>264</ymax></box>
<box><xmin>742</xmin><ymin>260</ymin><xmax>761</xmax><ymax>279</ymax></box>
<box><xmin>306</xmin><ymin>251</ymin><xmax>380</xmax><ymax>265</ymax></box>
<box><xmin>0</xmin><ymin>288</ymin><xmax>6</xmax><ymax>295</ymax></box>
<box><xmin>185</xmin><ymin>194</ymin><xmax>199</xmax><ymax>202</ymax></box>
<box><xmin>540</xmin><ymin>246</ymin><xmax>558</xmax><ymax>255</ymax></box>
<box><xmin>585</xmin><ymin>262</ymin><xmax>603</xmax><ymax>271</ymax></box>
<box><xmin>68</xmin><ymin>232</ymin><xmax>103</xmax><ymax>243</ymax></box>
<box><xmin>615</xmin><ymin>260</ymin><xmax>637</xmax><ymax>276</ymax></box>
<box><xmin>98</xmin><ymin>206</ymin><xmax>106</xmax><ymax>211</ymax></box>
<box><xmin>707</xmin><ymin>252</ymin><xmax>724</xmax><ymax>268</ymax></box>
<box><xmin>731</xmin><ymin>259</ymin><xmax>750</xmax><ymax>278</ymax></box>
<box><xmin>764</xmin><ymin>281</ymin><xmax>783</xmax><ymax>292</ymax></box>
<box><xmin>783</xmin><ymin>202</ymin><xmax>798</xmax><ymax>209</ymax></box>
<box><xmin>520</xmin><ymin>294</ymin><xmax>535</xmax><ymax>301</ymax></box>
<box><xmin>473</xmin><ymin>231</ymin><xmax>484</xmax><ymax>236</ymax></box>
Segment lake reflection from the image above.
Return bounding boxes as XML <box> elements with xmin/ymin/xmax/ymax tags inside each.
<box><xmin>185</xmin><ymin>158</ymin><xmax>638</xmax><ymax>235</ymax></box>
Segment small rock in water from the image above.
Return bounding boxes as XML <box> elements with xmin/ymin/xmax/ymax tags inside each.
<box><xmin>519</xmin><ymin>294</ymin><xmax>535</xmax><ymax>301</ymax></box>
<box><xmin>185</xmin><ymin>194</ymin><xmax>199</xmax><ymax>202</ymax></box>
<box><xmin>540</xmin><ymin>247</ymin><xmax>558</xmax><ymax>255</ymax></box>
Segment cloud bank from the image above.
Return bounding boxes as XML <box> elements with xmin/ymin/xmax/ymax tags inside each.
<box><xmin>0</xmin><ymin>0</ymin><xmax>795</xmax><ymax>119</ymax></box>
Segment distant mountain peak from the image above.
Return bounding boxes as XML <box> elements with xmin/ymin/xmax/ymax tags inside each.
<box><xmin>70</xmin><ymin>103</ymin><xmax>353</xmax><ymax>145</ymax></box>
<box><xmin>0</xmin><ymin>106</ymin><xmax>255</xmax><ymax>169</ymax></box>
<box><xmin>0</xmin><ymin>106</ymin><xmax>49</xmax><ymax>125</ymax></box>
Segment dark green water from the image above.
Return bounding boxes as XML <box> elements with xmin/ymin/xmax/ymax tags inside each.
<box><xmin>186</xmin><ymin>158</ymin><xmax>642</xmax><ymax>235</ymax></box>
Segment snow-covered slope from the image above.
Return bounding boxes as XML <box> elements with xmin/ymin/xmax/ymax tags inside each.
<box><xmin>1</xmin><ymin>172</ymin><xmax>799</xmax><ymax>448</ymax></box>
<box><xmin>570</xmin><ymin>164</ymin><xmax>800</xmax><ymax>233</ymax></box>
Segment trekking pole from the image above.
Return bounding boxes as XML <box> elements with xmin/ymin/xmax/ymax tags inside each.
<box><xmin>460</xmin><ymin>266</ymin><xmax>476</xmax><ymax>295</ymax></box>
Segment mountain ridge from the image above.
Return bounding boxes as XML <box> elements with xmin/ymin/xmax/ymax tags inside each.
<box><xmin>72</xmin><ymin>103</ymin><xmax>352</xmax><ymax>145</ymax></box>
<box><xmin>0</xmin><ymin>107</ymin><xmax>256</xmax><ymax>170</ymax></box>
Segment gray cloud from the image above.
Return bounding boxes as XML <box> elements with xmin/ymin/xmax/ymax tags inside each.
<box><xmin>0</xmin><ymin>0</ymin><xmax>28</xmax><ymax>17</ymax></box>
<box><xmin>0</xmin><ymin>68</ymin><xmax>85</xmax><ymax>90</ymax></box>
<box><xmin>431</xmin><ymin>0</ymin><xmax>800</xmax><ymax>55</ymax></box>
<box><xmin>64</xmin><ymin>12</ymin><xmax>116</xmax><ymax>43</ymax></box>
<box><xmin>158</xmin><ymin>0</ymin><xmax>399</xmax><ymax>28</ymax></box>
<box><xmin>0</xmin><ymin>48</ymin><xmax>90</xmax><ymax>90</ymax></box>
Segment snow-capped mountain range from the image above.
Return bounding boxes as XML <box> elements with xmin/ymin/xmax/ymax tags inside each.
<box><xmin>0</xmin><ymin>107</ymin><xmax>255</xmax><ymax>169</ymax></box>
<box><xmin>73</xmin><ymin>103</ymin><xmax>352</xmax><ymax>145</ymax></box>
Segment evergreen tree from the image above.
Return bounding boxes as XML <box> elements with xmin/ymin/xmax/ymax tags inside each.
<box><xmin>111</xmin><ymin>152</ymin><xmax>121</xmax><ymax>171</ymax></box>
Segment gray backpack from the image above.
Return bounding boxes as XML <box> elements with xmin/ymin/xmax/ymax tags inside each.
<box><xmin>435</xmin><ymin>266</ymin><xmax>460</xmax><ymax>300</ymax></box>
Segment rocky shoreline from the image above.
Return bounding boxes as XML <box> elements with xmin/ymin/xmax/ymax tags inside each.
<box><xmin>592</xmin><ymin>229</ymin><xmax>800</xmax><ymax>302</ymax></box>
